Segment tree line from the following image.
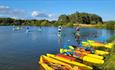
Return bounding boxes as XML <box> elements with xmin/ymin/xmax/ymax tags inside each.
<box><xmin>0</xmin><ymin>18</ymin><xmax>52</xmax><ymax>26</ymax></box>
<box><xmin>58</xmin><ymin>12</ymin><xmax>103</xmax><ymax>24</ymax></box>
<box><xmin>0</xmin><ymin>12</ymin><xmax>114</xmax><ymax>29</ymax></box>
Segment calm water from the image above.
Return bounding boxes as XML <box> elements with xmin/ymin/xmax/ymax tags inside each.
<box><xmin>0</xmin><ymin>26</ymin><xmax>114</xmax><ymax>70</ymax></box>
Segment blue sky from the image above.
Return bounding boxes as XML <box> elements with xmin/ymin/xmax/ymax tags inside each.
<box><xmin>0</xmin><ymin>0</ymin><xmax>114</xmax><ymax>21</ymax></box>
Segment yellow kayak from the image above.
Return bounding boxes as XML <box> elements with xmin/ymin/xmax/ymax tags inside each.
<box><xmin>82</xmin><ymin>40</ymin><xmax>113</xmax><ymax>49</ymax></box>
<box><xmin>87</xmin><ymin>54</ymin><xmax>104</xmax><ymax>60</ymax></box>
<box><xmin>60</xmin><ymin>48</ymin><xmax>104</xmax><ymax>60</ymax></box>
<box><xmin>39</xmin><ymin>55</ymin><xmax>54</xmax><ymax>70</ymax></box>
<box><xmin>95</xmin><ymin>50</ymin><xmax>109</xmax><ymax>55</ymax></box>
<box><xmin>82</xmin><ymin>41</ymin><xmax>104</xmax><ymax>47</ymax></box>
<box><xmin>39</xmin><ymin>55</ymin><xmax>80</xmax><ymax>70</ymax></box>
<box><xmin>88</xmin><ymin>40</ymin><xmax>113</xmax><ymax>49</ymax></box>
<box><xmin>83</xmin><ymin>56</ymin><xmax>104</xmax><ymax>64</ymax></box>
<box><xmin>82</xmin><ymin>42</ymin><xmax>90</xmax><ymax>47</ymax></box>
<box><xmin>47</xmin><ymin>54</ymin><xmax>93</xmax><ymax>70</ymax></box>
<box><xmin>104</xmin><ymin>43</ymin><xmax>113</xmax><ymax>48</ymax></box>
<box><xmin>82</xmin><ymin>42</ymin><xmax>110</xmax><ymax>55</ymax></box>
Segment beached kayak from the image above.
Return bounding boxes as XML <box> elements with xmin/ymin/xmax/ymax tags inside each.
<box><xmin>39</xmin><ymin>55</ymin><xmax>81</xmax><ymax>70</ymax></box>
<box><xmin>78</xmin><ymin>42</ymin><xmax>110</xmax><ymax>55</ymax></box>
<box><xmin>87</xmin><ymin>54</ymin><xmax>104</xmax><ymax>60</ymax></box>
<box><xmin>82</xmin><ymin>56</ymin><xmax>104</xmax><ymax>64</ymax></box>
<box><xmin>39</xmin><ymin>55</ymin><xmax>54</xmax><ymax>70</ymax></box>
<box><xmin>60</xmin><ymin>48</ymin><xmax>104</xmax><ymax>65</ymax></box>
<box><xmin>47</xmin><ymin>54</ymin><xmax>93</xmax><ymax>70</ymax></box>
<box><xmin>95</xmin><ymin>50</ymin><xmax>109</xmax><ymax>55</ymax></box>
<box><xmin>82</xmin><ymin>40</ymin><xmax>113</xmax><ymax>49</ymax></box>
<box><xmin>60</xmin><ymin>48</ymin><xmax>104</xmax><ymax>60</ymax></box>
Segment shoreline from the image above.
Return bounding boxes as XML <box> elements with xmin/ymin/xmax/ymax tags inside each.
<box><xmin>73</xmin><ymin>24</ymin><xmax>105</xmax><ymax>28</ymax></box>
<box><xmin>73</xmin><ymin>23</ymin><xmax>114</xmax><ymax>30</ymax></box>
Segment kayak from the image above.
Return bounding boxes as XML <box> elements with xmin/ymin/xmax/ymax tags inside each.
<box><xmin>56</xmin><ymin>54</ymin><xmax>83</xmax><ymax>63</ymax></box>
<box><xmin>82</xmin><ymin>41</ymin><xmax>104</xmax><ymax>47</ymax></box>
<box><xmin>95</xmin><ymin>50</ymin><xmax>109</xmax><ymax>55</ymax></box>
<box><xmin>39</xmin><ymin>55</ymin><xmax>81</xmax><ymax>70</ymax></box>
<box><xmin>60</xmin><ymin>48</ymin><xmax>104</xmax><ymax>64</ymax></box>
<box><xmin>39</xmin><ymin>55</ymin><xmax>53</xmax><ymax>70</ymax></box>
<box><xmin>60</xmin><ymin>48</ymin><xmax>104</xmax><ymax>60</ymax></box>
<box><xmin>82</xmin><ymin>56</ymin><xmax>104</xmax><ymax>64</ymax></box>
<box><xmin>47</xmin><ymin>54</ymin><xmax>93</xmax><ymax>70</ymax></box>
<box><xmin>56</xmin><ymin>54</ymin><xmax>76</xmax><ymax>61</ymax></box>
<box><xmin>87</xmin><ymin>54</ymin><xmax>104</xmax><ymax>60</ymax></box>
<box><xmin>82</xmin><ymin>40</ymin><xmax>113</xmax><ymax>49</ymax></box>
<box><xmin>73</xmin><ymin>52</ymin><xmax>104</xmax><ymax>64</ymax></box>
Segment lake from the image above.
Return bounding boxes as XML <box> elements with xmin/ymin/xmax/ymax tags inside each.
<box><xmin>0</xmin><ymin>26</ymin><xmax>114</xmax><ymax>70</ymax></box>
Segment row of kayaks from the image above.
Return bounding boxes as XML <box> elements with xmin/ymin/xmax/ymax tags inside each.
<box><xmin>59</xmin><ymin>48</ymin><xmax>104</xmax><ymax>64</ymax></box>
<box><xmin>39</xmin><ymin>40</ymin><xmax>113</xmax><ymax>70</ymax></box>
<box><xmin>60</xmin><ymin>47</ymin><xmax>109</xmax><ymax>56</ymax></box>
<box><xmin>39</xmin><ymin>52</ymin><xmax>104</xmax><ymax>70</ymax></box>
<box><xmin>39</xmin><ymin>54</ymin><xmax>92</xmax><ymax>70</ymax></box>
<box><xmin>39</xmin><ymin>53</ymin><xmax>105</xmax><ymax>70</ymax></box>
<box><xmin>39</xmin><ymin>55</ymin><xmax>81</xmax><ymax>70</ymax></box>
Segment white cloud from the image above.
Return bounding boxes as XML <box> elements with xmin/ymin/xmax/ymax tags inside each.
<box><xmin>0</xmin><ymin>6</ymin><xmax>57</xmax><ymax>20</ymax></box>
<box><xmin>32</xmin><ymin>11</ymin><xmax>38</xmax><ymax>17</ymax></box>
<box><xmin>0</xmin><ymin>6</ymin><xmax>10</xmax><ymax>9</ymax></box>
<box><xmin>32</xmin><ymin>11</ymin><xmax>53</xmax><ymax>18</ymax></box>
<box><xmin>48</xmin><ymin>14</ymin><xmax>53</xmax><ymax>18</ymax></box>
<box><xmin>0</xmin><ymin>6</ymin><xmax>11</xmax><ymax>14</ymax></box>
<box><xmin>0</xmin><ymin>5</ymin><xmax>26</xmax><ymax>17</ymax></box>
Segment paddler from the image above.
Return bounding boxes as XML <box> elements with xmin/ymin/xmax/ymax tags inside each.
<box><xmin>58</xmin><ymin>26</ymin><xmax>62</xmax><ymax>32</ymax></box>
<box><xmin>38</xmin><ymin>26</ymin><xmax>42</xmax><ymax>31</ymax></box>
<box><xmin>75</xmin><ymin>25</ymin><xmax>81</xmax><ymax>45</ymax></box>
<box><xmin>26</xmin><ymin>26</ymin><xmax>30</xmax><ymax>32</ymax></box>
<box><xmin>58</xmin><ymin>26</ymin><xmax>62</xmax><ymax>36</ymax></box>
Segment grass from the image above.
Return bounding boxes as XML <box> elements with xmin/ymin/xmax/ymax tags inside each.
<box><xmin>96</xmin><ymin>36</ymin><xmax>115</xmax><ymax>70</ymax></box>
<box><xmin>73</xmin><ymin>23</ymin><xmax>115</xmax><ymax>30</ymax></box>
<box><xmin>107</xmin><ymin>36</ymin><xmax>115</xmax><ymax>43</ymax></box>
<box><xmin>92</xmin><ymin>35</ymin><xmax>115</xmax><ymax>70</ymax></box>
<box><xmin>101</xmin><ymin>54</ymin><xmax>115</xmax><ymax>70</ymax></box>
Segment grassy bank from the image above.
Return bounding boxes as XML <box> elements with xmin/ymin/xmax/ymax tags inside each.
<box><xmin>73</xmin><ymin>23</ymin><xmax>115</xmax><ymax>30</ymax></box>
<box><xmin>96</xmin><ymin>36</ymin><xmax>115</xmax><ymax>70</ymax></box>
<box><xmin>99</xmin><ymin>44</ymin><xmax>115</xmax><ymax>70</ymax></box>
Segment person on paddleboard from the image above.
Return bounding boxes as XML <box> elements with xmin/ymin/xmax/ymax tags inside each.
<box><xmin>75</xmin><ymin>25</ymin><xmax>81</xmax><ymax>44</ymax></box>
<box><xmin>58</xmin><ymin>26</ymin><xmax>62</xmax><ymax>36</ymax></box>
<box><xmin>58</xmin><ymin>26</ymin><xmax>62</xmax><ymax>32</ymax></box>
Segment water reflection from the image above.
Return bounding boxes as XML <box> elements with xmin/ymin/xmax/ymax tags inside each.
<box><xmin>0</xmin><ymin>26</ymin><xmax>114</xmax><ymax>70</ymax></box>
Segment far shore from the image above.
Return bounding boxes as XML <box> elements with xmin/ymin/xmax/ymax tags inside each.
<box><xmin>73</xmin><ymin>23</ymin><xmax>105</xmax><ymax>28</ymax></box>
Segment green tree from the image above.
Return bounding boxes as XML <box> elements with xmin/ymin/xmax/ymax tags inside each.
<box><xmin>58</xmin><ymin>14</ymin><xmax>69</xmax><ymax>23</ymax></box>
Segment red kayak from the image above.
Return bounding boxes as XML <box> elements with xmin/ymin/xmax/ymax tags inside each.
<box><xmin>56</xmin><ymin>54</ymin><xmax>83</xmax><ymax>63</ymax></box>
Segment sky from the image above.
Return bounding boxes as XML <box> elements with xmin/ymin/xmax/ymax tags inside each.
<box><xmin>0</xmin><ymin>0</ymin><xmax>114</xmax><ymax>21</ymax></box>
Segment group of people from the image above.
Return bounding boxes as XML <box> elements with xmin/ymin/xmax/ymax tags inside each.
<box><xmin>57</xmin><ymin>25</ymin><xmax>81</xmax><ymax>45</ymax></box>
<box><xmin>12</xmin><ymin>26</ymin><xmax>42</xmax><ymax>32</ymax></box>
<box><xmin>26</xmin><ymin>26</ymin><xmax>42</xmax><ymax>32</ymax></box>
